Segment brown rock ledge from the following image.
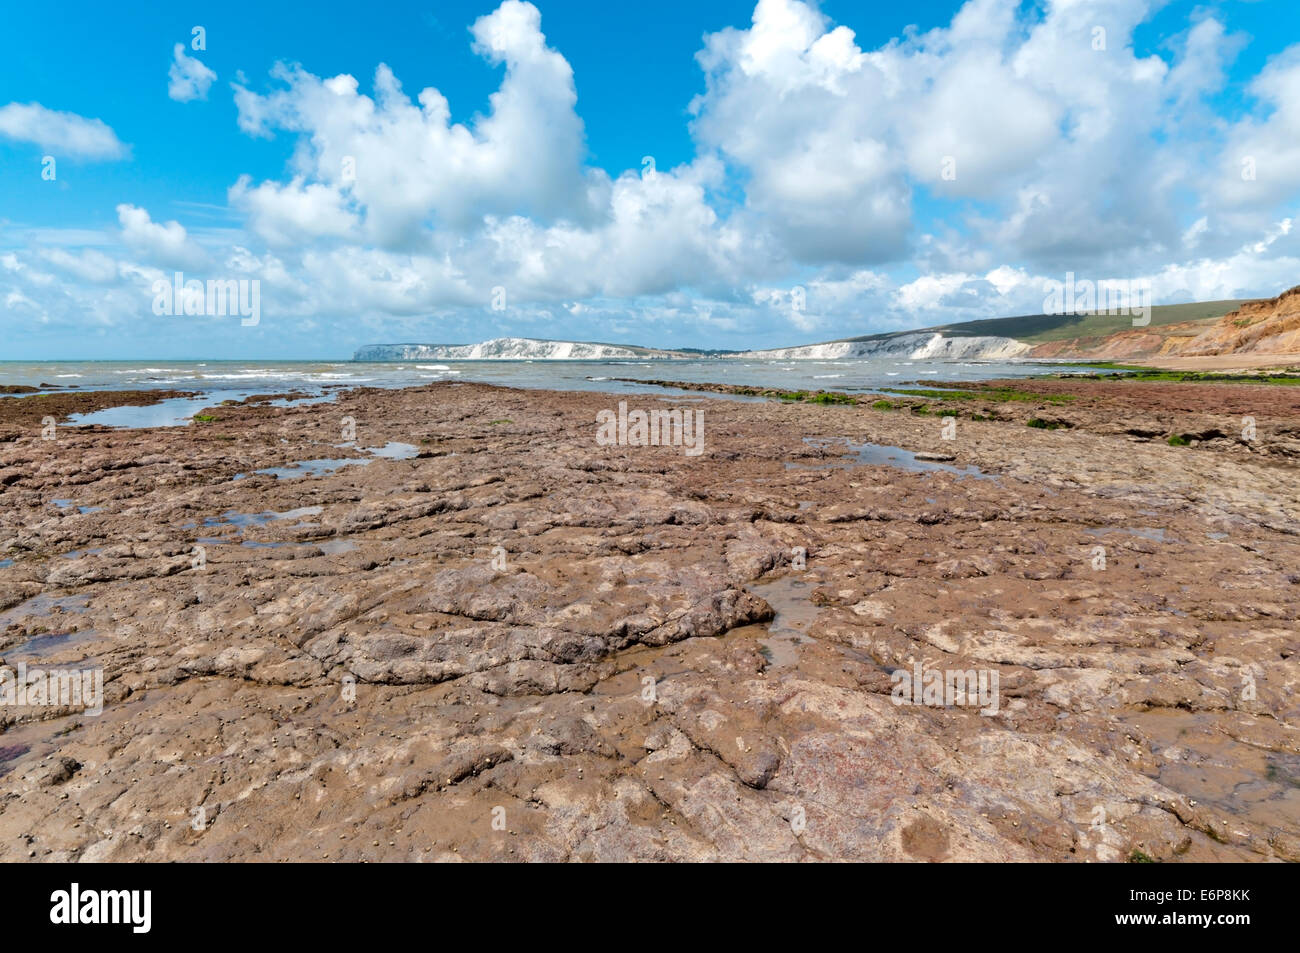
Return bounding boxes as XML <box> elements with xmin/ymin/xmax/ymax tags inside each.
<box><xmin>0</xmin><ymin>380</ymin><xmax>1295</xmax><ymax>861</ymax></box>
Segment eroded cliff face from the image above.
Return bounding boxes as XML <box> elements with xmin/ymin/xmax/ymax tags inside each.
<box><xmin>355</xmin><ymin>339</ymin><xmax>679</xmax><ymax>361</ymax></box>
<box><xmin>358</xmin><ymin>334</ymin><xmax>1036</xmax><ymax>363</ymax></box>
<box><xmin>742</xmin><ymin>334</ymin><xmax>1032</xmax><ymax>361</ymax></box>
<box><xmin>1178</xmin><ymin>286</ymin><xmax>1300</xmax><ymax>356</ymax></box>
<box><xmin>1027</xmin><ymin>328</ymin><xmax>1196</xmax><ymax>361</ymax></box>
<box><xmin>352</xmin><ymin>288</ymin><xmax>1300</xmax><ymax>366</ymax></box>
<box><xmin>1026</xmin><ymin>286</ymin><xmax>1300</xmax><ymax>362</ymax></box>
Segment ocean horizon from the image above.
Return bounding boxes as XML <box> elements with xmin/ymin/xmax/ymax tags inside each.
<box><xmin>0</xmin><ymin>356</ymin><xmax>1109</xmax><ymax>394</ymax></box>
<box><xmin>0</xmin><ymin>356</ymin><xmax>1111</xmax><ymax>428</ymax></box>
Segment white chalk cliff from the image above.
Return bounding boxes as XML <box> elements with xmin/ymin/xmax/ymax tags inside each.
<box><xmin>734</xmin><ymin>333</ymin><xmax>1031</xmax><ymax>360</ymax></box>
<box><xmin>355</xmin><ymin>332</ymin><xmax>1032</xmax><ymax>362</ymax></box>
<box><xmin>355</xmin><ymin>338</ymin><xmax>674</xmax><ymax>361</ymax></box>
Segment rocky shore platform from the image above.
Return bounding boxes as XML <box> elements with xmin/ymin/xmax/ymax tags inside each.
<box><xmin>0</xmin><ymin>378</ymin><xmax>1296</xmax><ymax>861</ymax></box>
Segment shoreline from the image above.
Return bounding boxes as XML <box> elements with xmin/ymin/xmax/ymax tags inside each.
<box><xmin>0</xmin><ymin>378</ymin><xmax>1296</xmax><ymax>861</ymax></box>
<box><xmin>1130</xmin><ymin>354</ymin><xmax>1300</xmax><ymax>372</ymax></box>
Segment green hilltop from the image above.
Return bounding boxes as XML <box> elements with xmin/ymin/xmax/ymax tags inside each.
<box><xmin>911</xmin><ymin>299</ymin><xmax>1252</xmax><ymax>344</ymax></box>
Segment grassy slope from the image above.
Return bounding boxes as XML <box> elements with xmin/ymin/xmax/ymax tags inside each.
<box><xmin>834</xmin><ymin>299</ymin><xmax>1253</xmax><ymax>346</ymax></box>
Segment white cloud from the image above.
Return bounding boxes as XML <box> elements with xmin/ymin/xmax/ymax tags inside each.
<box><xmin>692</xmin><ymin>0</ymin><xmax>911</xmax><ymax>264</ymax></box>
<box><xmin>0</xmin><ymin>102</ymin><xmax>126</xmax><ymax>159</ymax></box>
<box><xmin>687</xmin><ymin>0</ymin><xmax>1287</xmax><ymax>278</ymax></box>
<box><xmin>116</xmin><ymin>204</ymin><xmax>208</xmax><ymax>270</ymax></box>
<box><xmin>40</xmin><ymin>248</ymin><xmax>121</xmax><ymax>284</ymax></box>
<box><xmin>232</xmin><ymin>0</ymin><xmax>599</xmax><ymax>247</ymax></box>
<box><xmin>472</xmin><ymin>160</ymin><xmax>770</xmax><ymax>302</ymax></box>
<box><xmin>229</xmin><ymin>176</ymin><xmax>358</xmax><ymax>246</ymax></box>
<box><xmin>168</xmin><ymin>43</ymin><xmax>217</xmax><ymax>102</ymax></box>
<box><xmin>193</xmin><ymin>0</ymin><xmax>1300</xmax><ymax>325</ymax></box>
<box><xmin>6</xmin><ymin>0</ymin><xmax>1300</xmax><ymax>356</ymax></box>
<box><xmin>1212</xmin><ymin>45</ymin><xmax>1300</xmax><ymax>212</ymax></box>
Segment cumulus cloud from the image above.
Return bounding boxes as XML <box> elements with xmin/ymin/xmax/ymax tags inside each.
<box><xmin>0</xmin><ymin>102</ymin><xmax>126</xmax><ymax>158</ymax></box>
<box><xmin>192</xmin><ymin>0</ymin><xmax>1300</xmax><ymax>309</ymax></box>
<box><xmin>691</xmin><ymin>0</ymin><xmax>912</xmax><ymax>264</ymax></box>
<box><xmin>1212</xmin><ymin>45</ymin><xmax>1300</xmax><ymax>212</ymax></box>
<box><xmin>168</xmin><ymin>43</ymin><xmax>217</xmax><ymax>102</ymax></box>
<box><xmin>116</xmin><ymin>204</ymin><xmax>208</xmax><ymax>270</ymax></box>
<box><xmin>217</xmin><ymin>0</ymin><xmax>772</xmax><ymax>313</ymax></box>
<box><xmin>40</xmin><ymin>248</ymin><xmax>122</xmax><ymax>285</ymax></box>
<box><xmin>229</xmin><ymin>176</ymin><xmax>359</xmax><ymax>246</ymax></box>
<box><xmin>232</xmin><ymin>0</ymin><xmax>599</xmax><ymax>246</ymax></box>
<box><xmin>688</xmin><ymin>0</ymin><xmax>1250</xmax><ymax>274</ymax></box>
<box><xmin>6</xmin><ymin>0</ymin><xmax>1300</xmax><ymax>356</ymax></box>
<box><xmin>471</xmin><ymin>159</ymin><xmax>770</xmax><ymax>303</ymax></box>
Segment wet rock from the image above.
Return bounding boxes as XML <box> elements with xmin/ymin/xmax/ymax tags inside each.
<box><xmin>0</xmin><ymin>379</ymin><xmax>1294</xmax><ymax>861</ymax></box>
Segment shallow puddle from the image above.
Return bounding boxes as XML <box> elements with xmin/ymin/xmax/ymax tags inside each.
<box><xmin>363</xmin><ymin>441</ymin><xmax>418</xmax><ymax>460</ymax></box>
<box><xmin>67</xmin><ymin>389</ymin><xmax>342</xmax><ymax>429</ymax></box>
<box><xmin>0</xmin><ymin>592</ymin><xmax>96</xmax><ymax>660</ymax></box>
<box><xmin>54</xmin><ymin>499</ymin><xmax>104</xmax><ymax>515</ymax></box>
<box><xmin>1121</xmin><ymin>709</ymin><xmax>1300</xmax><ymax>836</ymax></box>
<box><xmin>267</xmin><ymin>393</ymin><xmax>339</xmax><ymax>409</ymax></box>
<box><xmin>0</xmin><ymin>594</ymin><xmax>90</xmax><ymax>630</ymax></box>
<box><xmin>237</xmin><ymin>440</ymin><xmax>417</xmax><ymax>480</ymax></box>
<box><xmin>0</xmin><ymin>714</ymin><xmax>82</xmax><ymax>779</ymax></box>
<box><xmin>243</xmin><ymin>457</ymin><xmax>371</xmax><ymax>480</ymax></box>
<box><xmin>316</xmin><ymin>539</ymin><xmax>357</xmax><ymax>555</ymax></box>
<box><xmin>60</xmin><ymin>547</ymin><xmax>104</xmax><ymax>560</ymax></box>
<box><xmin>275</xmin><ymin>505</ymin><xmax>325</xmax><ymax>520</ymax></box>
<box><xmin>1085</xmin><ymin>526</ymin><xmax>1169</xmax><ymax>542</ymax></box>
<box><xmin>186</xmin><ymin>505</ymin><xmax>324</xmax><ymax>530</ymax></box>
<box><xmin>745</xmin><ymin>576</ymin><xmax>825</xmax><ymax>668</ymax></box>
<box><xmin>183</xmin><ymin>505</ymin><xmax>357</xmax><ymax>556</ymax></box>
<box><xmin>0</xmin><ymin>742</ymin><xmax>30</xmax><ymax>778</ymax></box>
<box><xmin>68</xmin><ymin>395</ymin><xmax>217</xmax><ymax>429</ymax></box>
<box><xmin>7</xmin><ymin>628</ymin><xmax>98</xmax><ymax>661</ymax></box>
<box><xmin>788</xmin><ymin>437</ymin><xmax>995</xmax><ymax>480</ymax></box>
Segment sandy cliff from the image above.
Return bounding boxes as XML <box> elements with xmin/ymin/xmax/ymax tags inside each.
<box><xmin>1029</xmin><ymin>285</ymin><xmax>1300</xmax><ymax>363</ymax></box>
<box><xmin>1028</xmin><ymin>325</ymin><xmax>1203</xmax><ymax>360</ymax></box>
<box><xmin>1178</xmin><ymin>286</ymin><xmax>1300</xmax><ymax>356</ymax></box>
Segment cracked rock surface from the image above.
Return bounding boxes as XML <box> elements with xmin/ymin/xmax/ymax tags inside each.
<box><xmin>0</xmin><ymin>380</ymin><xmax>1296</xmax><ymax>861</ymax></box>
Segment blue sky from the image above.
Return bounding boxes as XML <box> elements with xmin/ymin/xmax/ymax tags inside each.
<box><xmin>3</xmin><ymin>0</ymin><xmax>1299</xmax><ymax>358</ymax></box>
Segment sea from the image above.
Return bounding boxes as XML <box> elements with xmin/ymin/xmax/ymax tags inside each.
<box><xmin>0</xmin><ymin>358</ymin><xmax>1105</xmax><ymax>428</ymax></box>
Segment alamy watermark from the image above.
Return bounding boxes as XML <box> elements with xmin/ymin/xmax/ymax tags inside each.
<box><xmin>1</xmin><ymin>663</ymin><xmax>104</xmax><ymax>715</ymax></box>
<box><xmin>50</xmin><ymin>883</ymin><xmax>150</xmax><ymax>933</ymax></box>
<box><xmin>1042</xmin><ymin>272</ymin><xmax>1151</xmax><ymax>327</ymax></box>
<box><xmin>152</xmin><ymin>271</ymin><xmax>260</xmax><ymax>326</ymax></box>
<box><xmin>596</xmin><ymin>401</ymin><xmax>704</xmax><ymax>456</ymax></box>
<box><xmin>890</xmin><ymin>659</ymin><xmax>1000</xmax><ymax>716</ymax></box>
